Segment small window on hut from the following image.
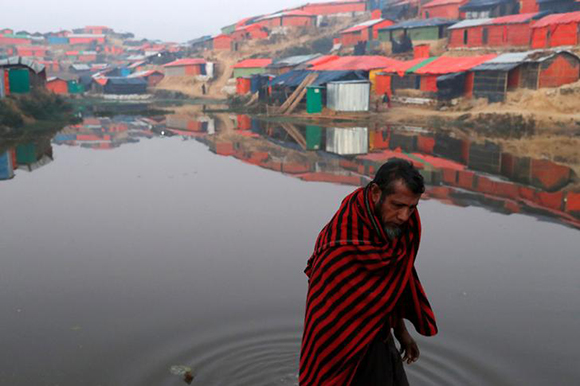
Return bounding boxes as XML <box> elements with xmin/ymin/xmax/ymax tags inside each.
<box><xmin>482</xmin><ymin>28</ymin><xmax>488</xmax><ymax>44</ymax></box>
<box><xmin>463</xmin><ymin>30</ymin><xmax>468</xmax><ymax>45</ymax></box>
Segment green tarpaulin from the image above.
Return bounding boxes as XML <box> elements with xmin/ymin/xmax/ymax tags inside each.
<box><xmin>9</xmin><ymin>69</ymin><xmax>30</xmax><ymax>94</ymax></box>
<box><xmin>406</xmin><ymin>57</ymin><xmax>438</xmax><ymax>74</ymax></box>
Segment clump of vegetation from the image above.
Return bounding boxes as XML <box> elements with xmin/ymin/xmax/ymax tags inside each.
<box><xmin>0</xmin><ymin>91</ymin><xmax>76</xmax><ymax>132</ymax></box>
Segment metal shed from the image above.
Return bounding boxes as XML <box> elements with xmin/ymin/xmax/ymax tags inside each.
<box><xmin>327</xmin><ymin>80</ymin><xmax>370</xmax><ymax>112</ymax></box>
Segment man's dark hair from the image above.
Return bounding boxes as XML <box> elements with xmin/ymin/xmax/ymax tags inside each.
<box><xmin>372</xmin><ymin>158</ymin><xmax>425</xmax><ymax>196</ymax></box>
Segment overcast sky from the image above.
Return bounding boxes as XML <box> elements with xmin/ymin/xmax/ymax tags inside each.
<box><xmin>2</xmin><ymin>0</ymin><xmax>314</xmax><ymax>42</ymax></box>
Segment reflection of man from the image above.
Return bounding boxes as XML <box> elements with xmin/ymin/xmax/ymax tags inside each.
<box><xmin>300</xmin><ymin>159</ymin><xmax>438</xmax><ymax>386</ymax></box>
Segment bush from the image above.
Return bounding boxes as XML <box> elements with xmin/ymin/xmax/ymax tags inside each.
<box><xmin>0</xmin><ymin>100</ymin><xmax>24</xmax><ymax>128</ymax></box>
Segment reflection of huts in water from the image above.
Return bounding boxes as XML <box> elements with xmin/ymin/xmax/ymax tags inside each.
<box><xmin>470</xmin><ymin>50</ymin><xmax>580</xmax><ymax>102</ymax></box>
<box><xmin>0</xmin><ymin>150</ymin><xmax>15</xmax><ymax>180</ymax></box>
<box><xmin>166</xmin><ymin>115</ymin><xmax>215</xmax><ymax>134</ymax></box>
<box><xmin>14</xmin><ymin>139</ymin><xmax>53</xmax><ymax>172</ymax></box>
<box><xmin>0</xmin><ymin>56</ymin><xmax>46</xmax><ymax>95</ymax></box>
<box><xmin>326</xmin><ymin>127</ymin><xmax>369</xmax><ymax>155</ymax></box>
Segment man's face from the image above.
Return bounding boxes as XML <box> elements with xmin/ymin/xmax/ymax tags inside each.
<box><xmin>371</xmin><ymin>180</ymin><xmax>421</xmax><ymax>236</ymax></box>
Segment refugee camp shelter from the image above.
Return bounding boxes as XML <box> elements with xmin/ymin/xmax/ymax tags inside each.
<box><xmin>255</xmin><ymin>10</ymin><xmax>316</xmax><ymax>28</ymax></box>
<box><xmin>297</xmin><ymin>0</ymin><xmax>367</xmax><ymax>15</ymax></box>
<box><xmin>231</xmin><ymin>24</ymin><xmax>269</xmax><ymax>41</ymax></box>
<box><xmin>459</xmin><ymin>0</ymin><xmax>518</xmax><ymax>19</ymax></box>
<box><xmin>68</xmin><ymin>34</ymin><xmax>105</xmax><ymax>45</ymax></box>
<box><xmin>213</xmin><ymin>34</ymin><xmax>234</xmax><ymax>51</ymax></box>
<box><xmin>470</xmin><ymin>50</ymin><xmax>580</xmax><ymax>101</ymax></box>
<box><xmin>128</xmin><ymin>70</ymin><xmax>165</xmax><ymax>86</ymax></box>
<box><xmin>308</xmin><ymin>55</ymin><xmax>400</xmax><ymax>72</ymax></box>
<box><xmin>379</xmin><ymin>18</ymin><xmax>456</xmax><ymax>53</ymax></box>
<box><xmin>449</xmin><ymin>13</ymin><xmax>538</xmax><ymax>48</ymax></box>
<box><xmin>233</xmin><ymin>58</ymin><xmax>272</xmax><ymax>78</ymax></box>
<box><xmin>531</xmin><ymin>11</ymin><xmax>580</xmax><ymax>48</ymax></box>
<box><xmin>327</xmin><ymin>80</ymin><xmax>371</xmax><ymax>111</ymax></box>
<box><xmin>340</xmin><ymin>19</ymin><xmax>394</xmax><ymax>46</ymax></box>
<box><xmin>164</xmin><ymin>58</ymin><xmax>207</xmax><ymax>77</ymax></box>
<box><xmin>103</xmin><ymin>78</ymin><xmax>148</xmax><ymax>94</ymax></box>
<box><xmin>421</xmin><ymin>0</ymin><xmax>468</xmax><ymax>19</ymax></box>
<box><xmin>0</xmin><ymin>34</ymin><xmax>32</xmax><ymax>45</ymax></box>
<box><xmin>0</xmin><ymin>56</ymin><xmax>46</xmax><ymax>94</ymax></box>
<box><xmin>266</xmin><ymin>54</ymin><xmax>321</xmax><ymax>75</ymax></box>
<box><xmin>46</xmin><ymin>77</ymin><xmax>68</xmax><ymax>94</ymax></box>
<box><xmin>374</xmin><ymin>58</ymin><xmax>435</xmax><ymax>96</ymax></box>
<box><xmin>15</xmin><ymin>46</ymin><xmax>48</xmax><ymax>57</ymax></box>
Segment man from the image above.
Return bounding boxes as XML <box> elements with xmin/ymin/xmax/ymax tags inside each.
<box><xmin>300</xmin><ymin>159</ymin><xmax>438</xmax><ymax>386</ymax></box>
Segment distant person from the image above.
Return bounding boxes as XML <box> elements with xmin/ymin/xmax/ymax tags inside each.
<box><xmin>299</xmin><ymin>159</ymin><xmax>438</xmax><ymax>386</ymax></box>
<box><xmin>383</xmin><ymin>92</ymin><xmax>391</xmax><ymax>109</ymax></box>
<box><xmin>201</xmin><ymin>83</ymin><xmax>206</xmax><ymax>95</ymax></box>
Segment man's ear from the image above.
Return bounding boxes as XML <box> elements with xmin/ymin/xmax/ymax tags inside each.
<box><xmin>370</xmin><ymin>183</ymin><xmax>381</xmax><ymax>205</ymax></box>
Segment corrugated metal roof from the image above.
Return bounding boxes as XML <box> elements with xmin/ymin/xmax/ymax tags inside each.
<box><xmin>128</xmin><ymin>70</ymin><xmax>163</xmax><ymax>78</ymax></box>
<box><xmin>381</xmin><ymin>17</ymin><xmax>456</xmax><ymax>30</ymax></box>
<box><xmin>423</xmin><ymin>0</ymin><xmax>466</xmax><ymax>8</ymax></box>
<box><xmin>0</xmin><ymin>56</ymin><xmax>45</xmax><ymax>73</ymax></box>
<box><xmin>471</xmin><ymin>62</ymin><xmax>521</xmax><ymax>71</ymax></box>
<box><xmin>532</xmin><ymin>11</ymin><xmax>580</xmax><ymax>28</ymax></box>
<box><xmin>448</xmin><ymin>18</ymin><xmax>491</xmax><ymax>29</ymax></box>
<box><xmin>233</xmin><ymin>58</ymin><xmax>273</xmax><ymax>68</ymax></box>
<box><xmin>258</xmin><ymin>10</ymin><xmax>315</xmax><ymax>21</ymax></box>
<box><xmin>164</xmin><ymin>58</ymin><xmax>206</xmax><ymax>67</ymax></box>
<box><xmin>341</xmin><ymin>19</ymin><xmax>384</xmax><ymax>34</ymax></box>
<box><xmin>268</xmin><ymin>54</ymin><xmax>321</xmax><ymax>68</ymax></box>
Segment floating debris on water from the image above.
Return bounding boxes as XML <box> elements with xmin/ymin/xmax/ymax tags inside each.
<box><xmin>170</xmin><ymin>365</ymin><xmax>195</xmax><ymax>384</ymax></box>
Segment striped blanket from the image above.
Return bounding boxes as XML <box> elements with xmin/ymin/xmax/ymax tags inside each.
<box><xmin>299</xmin><ymin>185</ymin><xmax>438</xmax><ymax>386</ymax></box>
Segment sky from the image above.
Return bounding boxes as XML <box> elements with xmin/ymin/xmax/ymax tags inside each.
<box><xmin>2</xmin><ymin>0</ymin><xmax>314</xmax><ymax>42</ymax></box>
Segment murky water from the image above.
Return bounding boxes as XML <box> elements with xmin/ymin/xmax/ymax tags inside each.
<box><xmin>1</xmin><ymin>111</ymin><xmax>579</xmax><ymax>385</ymax></box>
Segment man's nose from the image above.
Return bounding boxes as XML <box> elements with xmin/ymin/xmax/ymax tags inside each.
<box><xmin>397</xmin><ymin>208</ymin><xmax>410</xmax><ymax>222</ymax></box>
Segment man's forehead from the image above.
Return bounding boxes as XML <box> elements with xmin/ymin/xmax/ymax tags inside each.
<box><xmin>391</xmin><ymin>181</ymin><xmax>422</xmax><ymax>203</ymax></box>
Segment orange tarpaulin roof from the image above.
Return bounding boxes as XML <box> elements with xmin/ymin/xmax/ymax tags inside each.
<box><xmin>233</xmin><ymin>58</ymin><xmax>272</xmax><ymax>68</ymax></box>
<box><xmin>309</xmin><ymin>55</ymin><xmax>400</xmax><ymax>71</ymax></box>
<box><xmin>414</xmin><ymin>55</ymin><xmax>497</xmax><ymax>75</ymax></box>
<box><xmin>381</xmin><ymin>58</ymin><xmax>428</xmax><ymax>76</ymax></box>
<box><xmin>532</xmin><ymin>11</ymin><xmax>580</xmax><ymax>28</ymax></box>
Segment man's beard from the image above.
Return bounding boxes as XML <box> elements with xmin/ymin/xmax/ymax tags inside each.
<box><xmin>374</xmin><ymin>196</ymin><xmax>402</xmax><ymax>241</ymax></box>
<box><xmin>384</xmin><ymin>225</ymin><xmax>402</xmax><ymax>241</ymax></box>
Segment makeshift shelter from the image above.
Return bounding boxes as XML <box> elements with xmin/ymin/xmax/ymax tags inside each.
<box><xmin>297</xmin><ymin>0</ymin><xmax>367</xmax><ymax>15</ymax></box>
<box><xmin>255</xmin><ymin>10</ymin><xmax>316</xmax><ymax>28</ymax></box>
<box><xmin>15</xmin><ymin>46</ymin><xmax>48</xmax><ymax>57</ymax></box>
<box><xmin>415</xmin><ymin>55</ymin><xmax>496</xmax><ymax>92</ymax></box>
<box><xmin>379</xmin><ymin>18</ymin><xmax>456</xmax><ymax>53</ymax></box>
<box><xmin>266</xmin><ymin>54</ymin><xmax>321</xmax><ymax>75</ymax></box>
<box><xmin>0</xmin><ymin>56</ymin><xmax>46</xmax><ymax>94</ymax></box>
<box><xmin>421</xmin><ymin>0</ymin><xmax>468</xmax><ymax>19</ymax></box>
<box><xmin>164</xmin><ymin>58</ymin><xmax>207</xmax><ymax>77</ymax></box>
<box><xmin>327</xmin><ymin>80</ymin><xmax>371</xmax><ymax>111</ymax></box>
<box><xmin>213</xmin><ymin>34</ymin><xmax>234</xmax><ymax>51</ymax></box>
<box><xmin>531</xmin><ymin>11</ymin><xmax>580</xmax><ymax>48</ymax></box>
<box><xmin>459</xmin><ymin>0</ymin><xmax>518</xmax><ymax>18</ymax></box>
<box><xmin>67</xmin><ymin>34</ymin><xmax>105</xmax><ymax>45</ymax></box>
<box><xmin>46</xmin><ymin>77</ymin><xmax>68</xmax><ymax>94</ymax></box>
<box><xmin>339</xmin><ymin>19</ymin><xmax>394</xmax><ymax>46</ymax></box>
<box><xmin>470</xmin><ymin>50</ymin><xmax>580</xmax><ymax>101</ymax></box>
<box><xmin>375</xmin><ymin>58</ymin><xmax>434</xmax><ymax>96</ymax></box>
<box><xmin>237</xmin><ymin>77</ymin><xmax>252</xmax><ymax>94</ymax></box>
<box><xmin>449</xmin><ymin>13</ymin><xmax>538</xmax><ymax>48</ymax></box>
<box><xmin>103</xmin><ymin>78</ymin><xmax>148</xmax><ymax>94</ymax></box>
<box><xmin>231</xmin><ymin>24</ymin><xmax>269</xmax><ymax>41</ymax></box>
<box><xmin>233</xmin><ymin>58</ymin><xmax>272</xmax><ymax>78</ymax></box>
<box><xmin>128</xmin><ymin>70</ymin><xmax>165</xmax><ymax>86</ymax></box>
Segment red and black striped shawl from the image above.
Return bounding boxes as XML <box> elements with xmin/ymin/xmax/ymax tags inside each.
<box><xmin>299</xmin><ymin>185</ymin><xmax>437</xmax><ymax>386</ymax></box>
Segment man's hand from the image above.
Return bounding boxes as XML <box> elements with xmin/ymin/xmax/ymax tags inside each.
<box><xmin>394</xmin><ymin>319</ymin><xmax>420</xmax><ymax>364</ymax></box>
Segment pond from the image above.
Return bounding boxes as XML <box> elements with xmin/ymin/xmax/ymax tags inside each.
<box><xmin>1</xmin><ymin>109</ymin><xmax>579</xmax><ymax>385</ymax></box>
